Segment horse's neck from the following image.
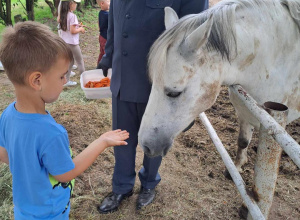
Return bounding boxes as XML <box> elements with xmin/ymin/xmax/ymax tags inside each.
<box><xmin>208</xmin><ymin>0</ymin><xmax>300</xmax><ymax>123</ymax></box>
<box><xmin>223</xmin><ymin>4</ymin><xmax>300</xmax><ymax>87</ymax></box>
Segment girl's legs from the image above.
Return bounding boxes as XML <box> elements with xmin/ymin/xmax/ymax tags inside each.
<box><xmin>65</xmin><ymin>58</ymin><xmax>74</xmax><ymax>83</ymax></box>
<box><xmin>69</xmin><ymin>44</ymin><xmax>85</xmax><ymax>74</ymax></box>
<box><xmin>64</xmin><ymin>44</ymin><xmax>85</xmax><ymax>86</ymax></box>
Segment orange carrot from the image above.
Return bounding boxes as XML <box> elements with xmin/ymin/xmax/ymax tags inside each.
<box><xmin>85</xmin><ymin>77</ymin><xmax>110</xmax><ymax>88</ymax></box>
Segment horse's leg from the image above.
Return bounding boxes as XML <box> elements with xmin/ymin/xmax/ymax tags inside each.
<box><xmin>226</xmin><ymin>88</ymin><xmax>255</xmax><ymax>178</ymax></box>
<box><xmin>224</xmin><ymin>120</ymin><xmax>254</xmax><ymax>179</ymax></box>
<box><xmin>235</xmin><ymin>120</ymin><xmax>254</xmax><ymax>172</ymax></box>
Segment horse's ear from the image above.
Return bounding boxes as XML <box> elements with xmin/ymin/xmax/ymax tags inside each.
<box><xmin>185</xmin><ymin>14</ymin><xmax>214</xmax><ymax>50</ymax></box>
<box><xmin>164</xmin><ymin>7</ymin><xmax>179</xmax><ymax>30</ymax></box>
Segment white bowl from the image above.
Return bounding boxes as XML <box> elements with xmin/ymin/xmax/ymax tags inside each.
<box><xmin>0</xmin><ymin>61</ymin><xmax>4</xmax><ymax>71</ymax></box>
<box><xmin>80</xmin><ymin>69</ymin><xmax>112</xmax><ymax>99</ymax></box>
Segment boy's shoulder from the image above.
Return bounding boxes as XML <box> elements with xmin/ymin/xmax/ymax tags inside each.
<box><xmin>100</xmin><ymin>10</ymin><xmax>109</xmax><ymax>15</ymax></box>
<box><xmin>0</xmin><ymin>102</ymin><xmax>16</xmax><ymax>119</ymax></box>
<box><xmin>0</xmin><ymin>102</ymin><xmax>66</xmax><ymax>136</ymax></box>
<box><xmin>0</xmin><ymin>102</ymin><xmax>68</xmax><ymax>152</ymax></box>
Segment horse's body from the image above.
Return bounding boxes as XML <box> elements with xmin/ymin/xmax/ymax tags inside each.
<box><xmin>138</xmin><ymin>0</ymin><xmax>300</xmax><ymax>171</ymax></box>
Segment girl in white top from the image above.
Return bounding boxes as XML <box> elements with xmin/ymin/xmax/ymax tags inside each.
<box><xmin>59</xmin><ymin>0</ymin><xmax>85</xmax><ymax>86</ymax></box>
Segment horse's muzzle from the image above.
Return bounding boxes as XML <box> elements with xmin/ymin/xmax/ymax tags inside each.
<box><xmin>139</xmin><ymin>137</ymin><xmax>173</xmax><ymax>158</ymax></box>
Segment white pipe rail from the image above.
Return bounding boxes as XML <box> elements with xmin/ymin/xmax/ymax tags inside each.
<box><xmin>230</xmin><ymin>85</ymin><xmax>300</xmax><ymax>168</ymax></box>
<box><xmin>199</xmin><ymin>112</ymin><xmax>265</xmax><ymax>220</ymax></box>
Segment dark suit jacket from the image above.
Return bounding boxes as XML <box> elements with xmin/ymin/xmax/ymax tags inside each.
<box><xmin>100</xmin><ymin>0</ymin><xmax>208</xmax><ymax>103</ymax></box>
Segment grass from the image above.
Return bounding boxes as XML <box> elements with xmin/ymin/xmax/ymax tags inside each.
<box><xmin>0</xmin><ymin>164</ymin><xmax>13</xmax><ymax>220</ymax></box>
<box><xmin>76</xmin><ymin>6</ymin><xmax>99</xmax><ymax>31</ymax></box>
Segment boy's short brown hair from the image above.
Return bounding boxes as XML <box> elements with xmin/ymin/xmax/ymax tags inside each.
<box><xmin>97</xmin><ymin>0</ymin><xmax>106</xmax><ymax>4</ymax></box>
<box><xmin>0</xmin><ymin>21</ymin><xmax>73</xmax><ymax>85</ymax></box>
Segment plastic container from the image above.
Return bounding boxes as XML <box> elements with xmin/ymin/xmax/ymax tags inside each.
<box><xmin>80</xmin><ymin>69</ymin><xmax>112</xmax><ymax>99</ymax></box>
<box><xmin>0</xmin><ymin>61</ymin><xmax>4</xmax><ymax>71</ymax></box>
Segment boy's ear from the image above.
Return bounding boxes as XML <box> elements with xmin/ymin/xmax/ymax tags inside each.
<box><xmin>28</xmin><ymin>71</ymin><xmax>43</xmax><ymax>91</ymax></box>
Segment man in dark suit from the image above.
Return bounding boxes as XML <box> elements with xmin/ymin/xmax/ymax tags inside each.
<box><xmin>97</xmin><ymin>0</ymin><xmax>208</xmax><ymax>213</ymax></box>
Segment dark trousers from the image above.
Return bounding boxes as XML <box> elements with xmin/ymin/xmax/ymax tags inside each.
<box><xmin>112</xmin><ymin>95</ymin><xmax>162</xmax><ymax>194</ymax></box>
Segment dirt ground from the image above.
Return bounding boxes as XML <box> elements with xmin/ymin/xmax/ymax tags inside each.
<box><xmin>0</xmin><ymin>0</ymin><xmax>299</xmax><ymax>219</ymax></box>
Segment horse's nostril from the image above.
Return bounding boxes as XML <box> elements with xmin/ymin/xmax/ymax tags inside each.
<box><xmin>144</xmin><ymin>145</ymin><xmax>151</xmax><ymax>155</ymax></box>
<box><xmin>163</xmin><ymin>146</ymin><xmax>169</xmax><ymax>157</ymax></box>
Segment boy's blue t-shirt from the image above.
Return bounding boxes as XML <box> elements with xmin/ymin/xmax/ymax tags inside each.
<box><xmin>0</xmin><ymin>102</ymin><xmax>75</xmax><ymax>219</ymax></box>
<box><xmin>99</xmin><ymin>10</ymin><xmax>108</xmax><ymax>39</ymax></box>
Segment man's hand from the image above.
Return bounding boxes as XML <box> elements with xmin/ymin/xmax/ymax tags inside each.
<box><xmin>96</xmin><ymin>63</ymin><xmax>109</xmax><ymax>77</ymax></box>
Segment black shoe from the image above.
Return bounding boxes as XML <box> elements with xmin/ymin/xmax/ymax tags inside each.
<box><xmin>136</xmin><ymin>187</ymin><xmax>156</xmax><ymax>210</ymax></box>
<box><xmin>97</xmin><ymin>190</ymin><xmax>133</xmax><ymax>214</ymax></box>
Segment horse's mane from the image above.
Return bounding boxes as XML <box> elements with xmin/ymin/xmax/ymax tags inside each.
<box><xmin>148</xmin><ymin>0</ymin><xmax>300</xmax><ymax>82</ymax></box>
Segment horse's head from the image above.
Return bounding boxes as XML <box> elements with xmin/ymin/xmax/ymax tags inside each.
<box><xmin>139</xmin><ymin>8</ymin><xmax>223</xmax><ymax>157</ymax></box>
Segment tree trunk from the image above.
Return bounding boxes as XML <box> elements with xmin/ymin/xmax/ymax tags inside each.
<box><xmin>26</xmin><ymin>0</ymin><xmax>35</xmax><ymax>21</ymax></box>
<box><xmin>84</xmin><ymin>0</ymin><xmax>89</xmax><ymax>7</ymax></box>
<box><xmin>6</xmin><ymin>0</ymin><xmax>12</xmax><ymax>25</ymax></box>
<box><xmin>44</xmin><ymin>0</ymin><xmax>56</xmax><ymax>16</ymax></box>
<box><xmin>54</xmin><ymin>0</ymin><xmax>60</xmax><ymax>8</ymax></box>
<box><xmin>83</xmin><ymin>0</ymin><xmax>97</xmax><ymax>8</ymax></box>
<box><xmin>0</xmin><ymin>0</ymin><xmax>12</xmax><ymax>25</ymax></box>
<box><xmin>54</xmin><ymin>0</ymin><xmax>60</xmax><ymax>16</ymax></box>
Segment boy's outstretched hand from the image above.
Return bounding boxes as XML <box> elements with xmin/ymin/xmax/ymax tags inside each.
<box><xmin>100</xmin><ymin>129</ymin><xmax>129</xmax><ymax>147</ymax></box>
<box><xmin>53</xmin><ymin>129</ymin><xmax>129</xmax><ymax>183</ymax></box>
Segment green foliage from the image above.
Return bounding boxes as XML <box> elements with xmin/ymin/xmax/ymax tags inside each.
<box><xmin>0</xmin><ymin>0</ymin><xmax>53</xmax><ymax>31</ymax></box>
<box><xmin>75</xmin><ymin>6</ymin><xmax>98</xmax><ymax>30</ymax></box>
<box><xmin>34</xmin><ymin>3</ymin><xmax>53</xmax><ymax>21</ymax></box>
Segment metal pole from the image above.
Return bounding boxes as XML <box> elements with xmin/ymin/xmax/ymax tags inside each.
<box><xmin>230</xmin><ymin>85</ymin><xmax>300</xmax><ymax>168</ymax></box>
<box><xmin>247</xmin><ymin>102</ymin><xmax>288</xmax><ymax>220</ymax></box>
<box><xmin>199</xmin><ymin>112</ymin><xmax>265</xmax><ymax>220</ymax></box>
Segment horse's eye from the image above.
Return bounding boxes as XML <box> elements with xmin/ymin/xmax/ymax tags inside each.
<box><xmin>166</xmin><ymin>91</ymin><xmax>182</xmax><ymax>98</ymax></box>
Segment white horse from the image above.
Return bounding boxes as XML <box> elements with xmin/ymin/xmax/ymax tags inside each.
<box><xmin>138</xmin><ymin>0</ymin><xmax>300</xmax><ymax>174</ymax></box>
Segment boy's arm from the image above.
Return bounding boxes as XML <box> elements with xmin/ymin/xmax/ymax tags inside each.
<box><xmin>98</xmin><ymin>11</ymin><xmax>100</xmax><ymax>31</ymax></box>
<box><xmin>53</xmin><ymin>130</ymin><xmax>128</xmax><ymax>183</ymax></box>
<box><xmin>0</xmin><ymin>146</ymin><xmax>9</xmax><ymax>165</ymax></box>
<box><xmin>54</xmin><ymin>138</ymin><xmax>107</xmax><ymax>182</ymax></box>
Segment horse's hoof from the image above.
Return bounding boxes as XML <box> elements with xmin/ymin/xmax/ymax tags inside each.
<box><xmin>223</xmin><ymin>169</ymin><xmax>233</xmax><ymax>180</ymax></box>
<box><xmin>238</xmin><ymin>204</ymin><xmax>248</xmax><ymax>219</ymax></box>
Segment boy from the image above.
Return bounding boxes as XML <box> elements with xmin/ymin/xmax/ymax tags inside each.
<box><xmin>97</xmin><ymin>0</ymin><xmax>110</xmax><ymax>66</ymax></box>
<box><xmin>0</xmin><ymin>21</ymin><xmax>129</xmax><ymax>220</ymax></box>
